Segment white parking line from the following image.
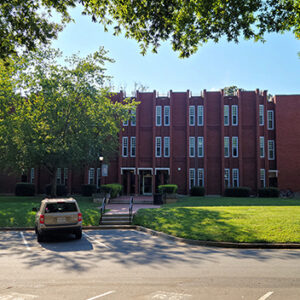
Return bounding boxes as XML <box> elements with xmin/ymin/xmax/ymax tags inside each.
<box><xmin>86</xmin><ymin>290</ymin><xmax>115</xmax><ymax>300</ymax></box>
<box><xmin>83</xmin><ymin>232</ymin><xmax>110</xmax><ymax>249</ymax></box>
<box><xmin>258</xmin><ymin>291</ymin><xmax>274</xmax><ymax>300</ymax></box>
<box><xmin>20</xmin><ymin>232</ymin><xmax>30</xmax><ymax>251</ymax></box>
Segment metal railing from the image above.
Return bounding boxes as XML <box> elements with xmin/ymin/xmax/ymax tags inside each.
<box><xmin>99</xmin><ymin>197</ymin><xmax>107</xmax><ymax>225</ymax></box>
<box><xmin>129</xmin><ymin>196</ymin><xmax>133</xmax><ymax>223</ymax></box>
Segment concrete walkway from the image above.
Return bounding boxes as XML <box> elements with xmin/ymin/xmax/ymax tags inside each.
<box><xmin>105</xmin><ymin>203</ymin><xmax>160</xmax><ymax>215</ymax></box>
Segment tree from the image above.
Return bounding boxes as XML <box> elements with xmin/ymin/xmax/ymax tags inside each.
<box><xmin>0</xmin><ymin>47</ymin><xmax>136</xmax><ymax>197</ymax></box>
<box><xmin>1</xmin><ymin>1</ymin><xmax>299</xmax><ymax>59</ymax></box>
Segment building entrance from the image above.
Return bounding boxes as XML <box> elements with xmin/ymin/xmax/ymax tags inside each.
<box><xmin>139</xmin><ymin>170</ymin><xmax>153</xmax><ymax>195</ymax></box>
<box><xmin>122</xmin><ymin>170</ymin><xmax>135</xmax><ymax>195</ymax></box>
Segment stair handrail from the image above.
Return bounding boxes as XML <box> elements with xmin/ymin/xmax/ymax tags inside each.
<box><xmin>99</xmin><ymin>197</ymin><xmax>106</xmax><ymax>225</ymax></box>
<box><xmin>129</xmin><ymin>196</ymin><xmax>133</xmax><ymax>223</ymax></box>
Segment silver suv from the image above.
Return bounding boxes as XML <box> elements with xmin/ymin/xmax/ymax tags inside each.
<box><xmin>34</xmin><ymin>198</ymin><xmax>82</xmax><ymax>242</ymax></box>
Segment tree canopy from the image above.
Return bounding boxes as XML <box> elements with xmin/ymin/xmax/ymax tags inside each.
<box><xmin>1</xmin><ymin>0</ymin><xmax>299</xmax><ymax>59</ymax></box>
<box><xmin>0</xmin><ymin>47</ymin><xmax>136</xmax><ymax>196</ymax></box>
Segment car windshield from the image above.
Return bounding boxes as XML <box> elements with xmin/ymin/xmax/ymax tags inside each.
<box><xmin>45</xmin><ymin>202</ymin><xmax>77</xmax><ymax>213</ymax></box>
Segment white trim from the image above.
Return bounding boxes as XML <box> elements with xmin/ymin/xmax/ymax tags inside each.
<box><xmin>232</xmin><ymin>136</ymin><xmax>238</xmax><ymax>158</ymax></box>
<box><xmin>138</xmin><ymin>168</ymin><xmax>153</xmax><ymax>175</ymax></box>
<box><xmin>122</xmin><ymin>136</ymin><xmax>128</xmax><ymax>157</ymax></box>
<box><xmin>260</xmin><ymin>168</ymin><xmax>266</xmax><ymax>188</ymax></box>
<box><xmin>268</xmin><ymin>170</ymin><xmax>278</xmax><ymax>177</ymax></box>
<box><xmin>164</xmin><ymin>105</ymin><xmax>170</xmax><ymax>126</ymax></box>
<box><xmin>156</xmin><ymin>106</ymin><xmax>162</xmax><ymax>126</ymax></box>
<box><xmin>197</xmin><ymin>105</ymin><xmax>204</xmax><ymax>126</ymax></box>
<box><xmin>155</xmin><ymin>168</ymin><xmax>170</xmax><ymax>175</ymax></box>
<box><xmin>164</xmin><ymin>136</ymin><xmax>170</xmax><ymax>157</ymax></box>
<box><xmin>224</xmin><ymin>168</ymin><xmax>230</xmax><ymax>187</ymax></box>
<box><xmin>232</xmin><ymin>105</ymin><xmax>238</xmax><ymax>126</ymax></box>
<box><xmin>197</xmin><ymin>168</ymin><xmax>204</xmax><ymax>187</ymax></box>
<box><xmin>189</xmin><ymin>106</ymin><xmax>195</xmax><ymax>126</ymax></box>
<box><xmin>259</xmin><ymin>104</ymin><xmax>264</xmax><ymax>126</ymax></box>
<box><xmin>121</xmin><ymin>167</ymin><xmax>136</xmax><ymax>175</ymax></box>
<box><xmin>88</xmin><ymin>168</ymin><xmax>95</xmax><ymax>185</ymax></box>
<box><xmin>224</xmin><ymin>105</ymin><xmax>229</xmax><ymax>126</ymax></box>
<box><xmin>259</xmin><ymin>136</ymin><xmax>265</xmax><ymax>158</ymax></box>
<box><xmin>189</xmin><ymin>168</ymin><xmax>195</xmax><ymax>189</ymax></box>
<box><xmin>268</xmin><ymin>140</ymin><xmax>275</xmax><ymax>160</ymax></box>
<box><xmin>189</xmin><ymin>136</ymin><xmax>195</xmax><ymax>157</ymax></box>
<box><xmin>155</xmin><ymin>136</ymin><xmax>162</xmax><ymax>157</ymax></box>
<box><xmin>197</xmin><ymin>136</ymin><xmax>204</xmax><ymax>157</ymax></box>
<box><xmin>224</xmin><ymin>137</ymin><xmax>230</xmax><ymax>157</ymax></box>
<box><xmin>267</xmin><ymin>110</ymin><xmax>274</xmax><ymax>130</ymax></box>
<box><xmin>130</xmin><ymin>136</ymin><xmax>136</xmax><ymax>157</ymax></box>
<box><xmin>232</xmin><ymin>168</ymin><xmax>239</xmax><ymax>187</ymax></box>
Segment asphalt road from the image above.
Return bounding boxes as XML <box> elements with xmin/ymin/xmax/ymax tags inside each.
<box><xmin>0</xmin><ymin>230</ymin><xmax>299</xmax><ymax>300</ymax></box>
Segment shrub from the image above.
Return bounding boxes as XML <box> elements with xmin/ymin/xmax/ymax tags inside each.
<box><xmin>158</xmin><ymin>184</ymin><xmax>178</xmax><ymax>194</ymax></box>
<box><xmin>15</xmin><ymin>183</ymin><xmax>35</xmax><ymax>196</ymax></box>
<box><xmin>45</xmin><ymin>184</ymin><xmax>68</xmax><ymax>197</ymax></box>
<box><xmin>81</xmin><ymin>184</ymin><xmax>97</xmax><ymax>196</ymax></box>
<box><xmin>190</xmin><ymin>186</ymin><xmax>205</xmax><ymax>196</ymax></box>
<box><xmin>224</xmin><ymin>187</ymin><xmax>251</xmax><ymax>197</ymax></box>
<box><xmin>101</xmin><ymin>183</ymin><xmax>123</xmax><ymax>198</ymax></box>
<box><xmin>258</xmin><ymin>187</ymin><xmax>279</xmax><ymax>198</ymax></box>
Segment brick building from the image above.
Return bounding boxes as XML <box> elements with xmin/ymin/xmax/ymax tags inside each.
<box><xmin>1</xmin><ymin>89</ymin><xmax>300</xmax><ymax>195</ymax></box>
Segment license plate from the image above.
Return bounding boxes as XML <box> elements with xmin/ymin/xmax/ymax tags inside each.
<box><xmin>57</xmin><ymin>217</ymin><xmax>66</xmax><ymax>223</ymax></box>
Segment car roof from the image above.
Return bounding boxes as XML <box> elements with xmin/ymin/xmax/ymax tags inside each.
<box><xmin>41</xmin><ymin>198</ymin><xmax>77</xmax><ymax>203</ymax></box>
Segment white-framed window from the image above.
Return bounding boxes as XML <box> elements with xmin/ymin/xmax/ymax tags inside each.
<box><xmin>224</xmin><ymin>168</ymin><xmax>230</xmax><ymax>187</ymax></box>
<box><xmin>122</xmin><ymin>137</ymin><xmax>128</xmax><ymax>157</ymax></box>
<box><xmin>156</xmin><ymin>137</ymin><xmax>162</xmax><ymax>157</ymax></box>
<box><xmin>260</xmin><ymin>169</ymin><xmax>266</xmax><ymax>188</ymax></box>
<box><xmin>56</xmin><ymin>168</ymin><xmax>61</xmax><ymax>184</ymax></box>
<box><xmin>232</xmin><ymin>105</ymin><xmax>238</xmax><ymax>126</ymax></box>
<box><xmin>189</xmin><ymin>168</ymin><xmax>195</xmax><ymax>189</ymax></box>
<box><xmin>232</xmin><ymin>137</ymin><xmax>238</xmax><ymax>158</ymax></box>
<box><xmin>96</xmin><ymin>168</ymin><xmax>101</xmax><ymax>188</ymax></box>
<box><xmin>232</xmin><ymin>169</ymin><xmax>239</xmax><ymax>187</ymax></box>
<box><xmin>130</xmin><ymin>137</ymin><xmax>136</xmax><ymax>157</ymax></box>
<box><xmin>123</xmin><ymin>117</ymin><xmax>128</xmax><ymax>126</ymax></box>
<box><xmin>189</xmin><ymin>137</ymin><xmax>195</xmax><ymax>157</ymax></box>
<box><xmin>224</xmin><ymin>137</ymin><xmax>230</xmax><ymax>157</ymax></box>
<box><xmin>259</xmin><ymin>104</ymin><xmax>264</xmax><ymax>126</ymax></box>
<box><xmin>164</xmin><ymin>106</ymin><xmax>170</xmax><ymax>126</ymax></box>
<box><xmin>131</xmin><ymin>110</ymin><xmax>136</xmax><ymax>126</ymax></box>
<box><xmin>88</xmin><ymin>168</ymin><xmax>95</xmax><ymax>185</ymax></box>
<box><xmin>267</xmin><ymin>110</ymin><xmax>274</xmax><ymax>130</ymax></box>
<box><xmin>164</xmin><ymin>137</ymin><xmax>170</xmax><ymax>157</ymax></box>
<box><xmin>260</xmin><ymin>136</ymin><xmax>265</xmax><ymax>158</ymax></box>
<box><xmin>156</xmin><ymin>106</ymin><xmax>162</xmax><ymax>126</ymax></box>
<box><xmin>197</xmin><ymin>105</ymin><xmax>204</xmax><ymax>126</ymax></box>
<box><xmin>197</xmin><ymin>168</ymin><xmax>204</xmax><ymax>187</ymax></box>
<box><xmin>64</xmin><ymin>168</ymin><xmax>68</xmax><ymax>186</ymax></box>
<box><xmin>224</xmin><ymin>105</ymin><xmax>229</xmax><ymax>126</ymax></box>
<box><xmin>30</xmin><ymin>168</ymin><xmax>35</xmax><ymax>184</ymax></box>
<box><xmin>197</xmin><ymin>137</ymin><xmax>204</xmax><ymax>157</ymax></box>
<box><xmin>268</xmin><ymin>140</ymin><xmax>275</xmax><ymax>160</ymax></box>
<box><xmin>189</xmin><ymin>106</ymin><xmax>195</xmax><ymax>126</ymax></box>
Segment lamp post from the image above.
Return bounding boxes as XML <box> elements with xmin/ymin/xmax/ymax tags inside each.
<box><xmin>99</xmin><ymin>156</ymin><xmax>104</xmax><ymax>191</ymax></box>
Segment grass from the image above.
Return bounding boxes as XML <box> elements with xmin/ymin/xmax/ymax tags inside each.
<box><xmin>133</xmin><ymin>197</ymin><xmax>300</xmax><ymax>243</ymax></box>
<box><xmin>0</xmin><ymin>196</ymin><xmax>101</xmax><ymax>227</ymax></box>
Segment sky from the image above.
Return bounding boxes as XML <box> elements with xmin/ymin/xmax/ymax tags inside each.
<box><xmin>51</xmin><ymin>5</ymin><xmax>300</xmax><ymax>96</ymax></box>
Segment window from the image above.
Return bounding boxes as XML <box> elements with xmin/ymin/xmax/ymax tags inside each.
<box><xmin>164</xmin><ymin>137</ymin><xmax>170</xmax><ymax>157</ymax></box>
<box><xmin>189</xmin><ymin>137</ymin><xmax>195</xmax><ymax>157</ymax></box>
<box><xmin>164</xmin><ymin>106</ymin><xmax>170</xmax><ymax>126</ymax></box>
<box><xmin>123</xmin><ymin>116</ymin><xmax>128</xmax><ymax>126</ymax></box>
<box><xmin>189</xmin><ymin>106</ymin><xmax>195</xmax><ymax>126</ymax></box>
<box><xmin>64</xmin><ymin>168</ymin><xmax>68</xmax><ymax>186</ymax></box>
<box><xmin>88</xmin><ymin>168</ymin><xmax>95</xmax><ymax>185</ymax></box>
<box><xmin>197</xmin><ymin>105</ymin><xmax>204</xmax><ymax>126</ymax></box>
<box><xmin>268</xmin><ymin>140</ymin><xmax>275</xmax><ymax>160</ymax></box>
<box><xmin>30</xmin><ymin>168</ymin><xmax>35</xmax><ymax>184</ymax></box>
<box><xmin>96</xmin><ymin>168</ymin><xmax>101</xmax><ymax>188</ymax></box>
<box><xmin>189</xmin><ymin>168</ymin><xmax>195</xmax><ymax>189</ymax></box>
<box><xmin>267</xmin><ymin>110</ymin><xmax>274</xmax><ymax>130</ymax></box>
<box><xmin>259</xmin><ymin>105</ymin><xmax>264</xmax><ymax>126</ymax></box>
<box><xmin>156</xmin><ymin>137</ymin><xmax>162</xmax><ymax>157</ymax></box>
<box><xmin>197</xmin><ymin>168</ymin><xmax>204</xmax><ymax>187</ymax></box>
<box><xmin>224</xmin><ymin>105</ymin><xmax>229</xmax><ymax>126</ymax></box>
<box><xmin>260</xmin><ymin>169</ymin><xmax>265</xmax><ymax>188</ymax></box>
<box><xmin>224</xmin><ymin>169</ymin><xmax>230</xmax><ymax>187</ymax></box>
<box><xmin>122</xmin><ymin>137</ymin><xmax>128</xmax><ymax>157</ymax></box>
<box><xmin>156</xmin><ymin>106</ymin><xmax>162</xmax><ymax>126</ymax></box>
<box><xmin>131</xmin><ymin>110</ymin><xmax>136</xmax><ymax>126</ymax></box>
<box><xmin>130</xmin><ymin>137</ymin><xmax>136</xmax><ymax>157</ymax></box>
<box><xmin>56</xmin><ymin>168</ymin><xmax>61</xmax><ymax>184</ymax></box>
<box><xmin>224</xmin><ymin>137</ymin><xmax>230</xmax><ymax>157</ymax></box>
<box><xmin>232</xmin><ymin>105</ymin><xmax>238</xmax><ymax>125</ymax></box>
<box><xmin>197</xmin><ymin>137</ymin><xmax>204</xmax><ymax>157</ymax></box>
<box><xmin>232</xmin><ymin>137</ymin><xmax>238</xmax><ymax>157</ymax></box>
<box><xmin>260</xmin><ymin>136</ymin><xmax>265</xmax><ymax>158</ymax></box>
<box><xmin>232</xmin><ymin>169</ymin><xmax>239</xmax><ymax>187</ymax></box>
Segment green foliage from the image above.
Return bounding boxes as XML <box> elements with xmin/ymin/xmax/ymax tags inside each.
<box><xmin>190</xmin><ymin>186</ymin><xmax>205</xmax><ymax>197</ymax></box>
<box><xmin>101</xmin><ymin>183</ymin><xmax>123</xmax><ymax>198</ymax></box>
<box><xmin>45</xmin><ymin>184</ymin><xmax>67</xmax><ymax>197</ymax></box>
<box><xmin>258</xmin><ymin>187</ymin><xmax>279</xmax><ymax>198</ymax></box>
<box><xmin>158</xmin><ymin>184</ymin><xmax>178</xmax><ymax>194</ymax></box>
<box><xmin>81</xmin><ymin>184</ymin><xmax>97</xmax><ymax>197</ymax></box>
<box><xmin>15</xmin><ymin>183</ymin><xmax>35</xmax><ymax>196</ymax></box>
<box><xmin>224</xmin><ymin>187</ymin><xmax>251</xmax><ymax>197</ymax></box>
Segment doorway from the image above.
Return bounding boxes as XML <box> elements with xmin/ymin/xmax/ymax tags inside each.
<box><xmin>139</xmin><ymin>170</ymin><xmax>153</xmax><ymax>195</ymax></box>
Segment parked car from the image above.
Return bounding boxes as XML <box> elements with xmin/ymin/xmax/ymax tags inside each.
<box><xmin>33</xmin><ymin>198</ymin><xmax>82</xmax><ymax>242</ymax></box>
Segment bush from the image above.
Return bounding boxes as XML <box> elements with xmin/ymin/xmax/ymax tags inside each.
<box><xmin>190</xmin><ymin>186</ymin><xmax>205</xmax><ymax>196</ymax></box>
<box><xmin>224</xmin><ymin>187</ymin><xmax>251</xmax><ymax>197</ymax></box>
<box><xmin>45</xmin><ymin>184</ymin><xmax>68</xmax><ymax>197</ymax></box>
<box><xmin>258</xmin><ymin>187</ymin><xmax>279</xmax><ymax>198</ymax></box>
<box><xmin>158</xmin><ymin>184</ymin><xmax>178</xmax><ymax>194</ymax></box>
<box><xmin>101</xmin><ymin>183</ymin><xmax>123</xmax><ymax>198</ymax></box>
<box><xmin>15</xmin><ymin>183</ymin><xmax>35</xmax><ymax>196</ymax></box>
<box><xmin>81</xmin><ymin>184</ymin><xmax>97</xmax><ymax>196</ymax></box>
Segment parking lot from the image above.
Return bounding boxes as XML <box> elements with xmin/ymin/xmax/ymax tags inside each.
<box><xmin>0</xmin><ymin>230</ymin><xmax>300</xmax><ymax>299</ymax></box>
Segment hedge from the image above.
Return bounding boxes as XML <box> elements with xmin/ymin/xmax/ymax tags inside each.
<box><xmin>15</xmin><ymin>183</ymin><xmax>35</xmax><ymax>196</ymax></box>
<box><xmin>258</xmin><ymin>187</ymin><xmax>279</xmax><ymax>198</ymax></box>
<box><xmin>45</xmin><ymin>184</ymin><xmax>68</xmax><ymax>197</ymax></box>
<box><xmin>81</xmin><ymin>184</ymin><xmax>97</xmax><ymax>196</ymax></box>
<box><xmin>158</xmin><ymin>184</ymin><xmax>178</xmax><ymax>194</ymax></box>
<box><xmin>101</xmin><ymin>183</ymin><xmax>123</xmax><ymax>198</ymax></box>
<box><xmin>190</xmin><ymin>186</ymin><xmax>205</xmax><ymax>196</ymax></box>
<box><xmin>224</xmin><ymin>187</ymin><xmax>251</xmax><ymax>197</ymax></box>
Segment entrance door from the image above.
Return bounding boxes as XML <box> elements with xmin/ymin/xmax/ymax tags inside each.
<box><xmin>142</xmin><ymin>174</ymin><xmax>152</xmax><ymax>195</ymax></box>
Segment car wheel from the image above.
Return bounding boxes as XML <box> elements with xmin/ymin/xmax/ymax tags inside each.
<box><xmin>75</xmin><ymin>229</ymin><xmax>82</xmax><ymax>240</ymax></box>
<box><xmin>37</xmin><ymin>231</ymin><xmax>45</xmax><ymax>242</ymax></box>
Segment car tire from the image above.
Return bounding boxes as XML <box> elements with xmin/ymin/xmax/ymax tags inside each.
<box><xmin>37</xmin><ymin>231</ymin><xmax>45</xmax><ymax>242</ymax></box>
<box><xmin>75</xmin><ymin>229</ymin><xmax>82</xmax><ymax>240</ymax></box>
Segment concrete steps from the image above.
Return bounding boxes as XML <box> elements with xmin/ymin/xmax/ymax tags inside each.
<box><xmin>100</xmin><ymin>214</ymin><xmax>132</xmax><ymax>226</ymax></box>
<box><xmin>109</xmin><ymin>197</ymin><xmax>153</xmax><ymax>205</ymax></box>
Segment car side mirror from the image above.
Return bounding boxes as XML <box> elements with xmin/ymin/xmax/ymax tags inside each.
<box><xmin>32</xmin><ymin>207</ymin><xmax>38</xmax><ymax>212</ymax></box>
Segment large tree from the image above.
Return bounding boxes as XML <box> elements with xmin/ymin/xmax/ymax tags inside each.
<box><xmin>1</xmin><ymin>1</ymin><xmax>299</xmax><ymax>59</ymax></box>
<box><xmin>0</xmin><ymin>47</ymin><xmax>136</xmax><ymax>196</ymax></box>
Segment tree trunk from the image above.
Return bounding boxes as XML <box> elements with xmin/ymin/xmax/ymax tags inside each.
<box><xmin>49</xmin><ymin>167</ymin><xmax>57</xmax><ymax>198</ymax></box>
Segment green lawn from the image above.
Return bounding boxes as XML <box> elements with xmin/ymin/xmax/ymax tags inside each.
<box><xmin>133</xmin><ymin>197</ymin><xmax>300</xmax><ymax>243</ymax></box>
<box><xmin>0</xmin><ymin>196</ymin><xmax>101</xmax><ymax>227</ymax></box>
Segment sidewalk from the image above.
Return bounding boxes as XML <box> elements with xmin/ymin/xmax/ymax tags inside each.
<box><xmin>105</xmin><ymin>203</ymin><xmax>160</xmax><ymax>215</ymax></box>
